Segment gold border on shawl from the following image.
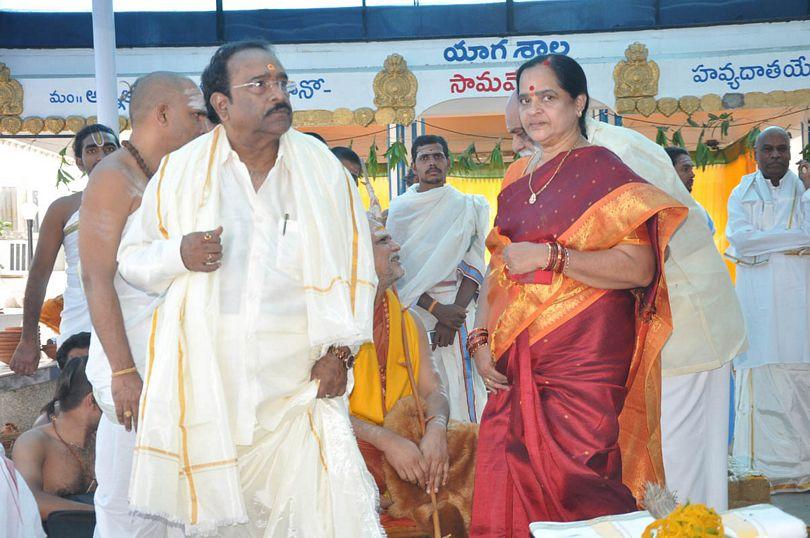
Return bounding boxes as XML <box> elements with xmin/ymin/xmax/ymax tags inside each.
<box><xmin>135</xmin><ymin>445</ymin><xmax>180</xmax><ymax>459</ymax></box>
<box><xmin>188</xmin><ymin>458</ymin><xmax>238</xmax><ymax>473</ymax></box>
<box><xmin>156</xmin><ymin>155</ymin><xmax>171</xmax><ymax>239</ymax></box>
<box><xmin>344</xmin><ymin>172</ymin><xmax>360</xmax><ymax>313</ymax></box>
<box><xmin>303</xmin><ymin>276</ymin><xmax>374</xmax><ymax>294</ymax></box>
<box><xmin>138</xmin><ymin>307</ymin><xmax>160</xmax><ymax>423</ymax></box>
<box><xmin>307</xmin><ymin>409</ymin><xmax>329</xmax><ymax>472</ymax></box>
<box><xmin>200</xmin><ymin>127</ymin><xmax>222</xmax><ymax>209</ymax></box>
<box><xmin>177</xmin><ymin>333</ymin><xmax>199</xmax><ymax>524</ymax></box>
<box><xmin>63</xmin><ymin>221</ymin><xmax>79</xmax><ymax>236</ymax></box>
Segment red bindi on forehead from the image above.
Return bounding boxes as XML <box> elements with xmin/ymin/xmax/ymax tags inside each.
<box><xmin>529</xmin><ymin>85</ymin><xmax>535</xmax><ymax>92</ymax></box>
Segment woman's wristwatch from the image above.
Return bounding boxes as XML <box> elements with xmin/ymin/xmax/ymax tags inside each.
<box><xmin>329</xmin><ymin>345</ymin><xmax>355</xmax><ymax>370</ymax></box>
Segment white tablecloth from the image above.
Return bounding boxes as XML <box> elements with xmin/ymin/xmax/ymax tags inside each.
<box><xmin>530</xmin><ymin>504</ymin><xmax>807</xmax><ymax>537</ymax></box>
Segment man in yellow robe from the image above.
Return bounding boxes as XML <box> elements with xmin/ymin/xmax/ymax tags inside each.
<box><xmin>350</xmin><ymin>219</ymin><xmax>450</xmax><ymax>497</ymax></box>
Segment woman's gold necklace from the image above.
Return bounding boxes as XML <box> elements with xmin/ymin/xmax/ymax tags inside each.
<box><xmin>528</xmin><ymin>145</ymin><xmax>576</xmax><ymax>205</ymax></box>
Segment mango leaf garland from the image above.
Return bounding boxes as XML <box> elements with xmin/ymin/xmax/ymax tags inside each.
<box><xmin>384</xmin><ymin>140</ymin><xmax>409</xmax><ymax>171</ymax></box>
<box><xmin>366</xmin><ymin>138</ymin><xmax>380</xmax><ymax>178</ymax></box>
<box><xmin>56</xmin><ymin>144</ymin><xmax>77</xmax><ymax>188</ymax></box>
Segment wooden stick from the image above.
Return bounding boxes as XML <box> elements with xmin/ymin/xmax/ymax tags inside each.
<box><xmin>396</xmin><ymin>289</ymin><xmax>442</xmax><ymax>538</ymax></box>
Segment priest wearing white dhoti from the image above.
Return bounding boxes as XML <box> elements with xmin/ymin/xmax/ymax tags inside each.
<box><xmin>117</xmin><ymin>41</ymin><xmax>383</xmax><ymax>536</ymax></box>
<box><xmin>727</xmin><ymin>126</ymin><xmax>810</xmax><ymax>493</ymax></box>
<box><xmin>582</xmin><ymin>118</ymin><xmax>747</xmax><ymax>511</ymax></box>
<box><xmin>386</xmin><ymin>134</ymin><xmax>489</xmax><ymax>423</ymax></box>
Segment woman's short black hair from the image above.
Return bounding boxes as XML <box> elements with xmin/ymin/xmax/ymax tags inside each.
<box><xmin>72</xmin><ymin>124</ymin><xmax>119</xmax><ymax>160</ymax></box>
<box><xmin>515</xmin><ymin>54</ymin><xmax>590</xmax><ymax>138</ymax></box>
<box><xmin>201</xmin><ymin>40</ymin><xmax>275</xmax><ymax>124</ymax></box>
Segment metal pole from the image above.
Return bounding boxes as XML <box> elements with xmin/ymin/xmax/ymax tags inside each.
<box><xmin>92</xmin><ymin>0</ymin><xmax>120</xmax><ymax>136</ymax></box>
<box><xmin>26</xmin><ymin>219</ymin><xmax>33</xmax><ymax>264</ymax></box>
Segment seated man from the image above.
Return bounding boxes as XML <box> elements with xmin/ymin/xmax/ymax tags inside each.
<box><xmin>12</xmin><ymin>356</ymin><xmax>99</xmax><ymax>519</ymax></box>
<box><xmin>349</xmin><ymin>217</ymin><xmax>450</xmax><ymax>498</ymax></box>
<box><xmin>33</xmin><ymin>332</ymin><xmax>92</xmax><ymax>428</ymax></box>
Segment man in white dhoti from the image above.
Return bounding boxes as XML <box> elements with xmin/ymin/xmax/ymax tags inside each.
<box><xmin>117</xmin><ymin>41</ymin><xmax>383</xmax><ymax>536</ymax></box>
<box><xmin>727</xmin><ymin>126</ymin><xmax>810</xmax><ymax>492</ymax></box>
<box><xmin>386</xmin><ymin>135</ymin><xmax>489</xmax><ymax>423</ymax></box>
<box><xmin>501</xmin><ymin>99</ymin><xmax>747</xmax><ymax>510</ymax></box>
<box><xmin>80</xmin><ymin>72</ymin><xmax>210</xmax><ymax>537</ymax></box>
<box><xmin>10</xmin><ymin>124</ymin><xmax>119</xmax><ymax>376</ymax></box>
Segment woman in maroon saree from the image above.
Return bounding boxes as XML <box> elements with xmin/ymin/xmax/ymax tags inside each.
<box><xmin>468</xmin><ymin>55</ymin><xmax>686</xmax><ymax>536</ymax></box>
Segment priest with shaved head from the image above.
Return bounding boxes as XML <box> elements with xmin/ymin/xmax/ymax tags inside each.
<box><xmin>80</xmin><ymin>70</ymin><xmax>209</xmax><ymax>536</ymax></box>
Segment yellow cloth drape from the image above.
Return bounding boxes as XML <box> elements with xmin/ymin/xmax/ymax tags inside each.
<box><xmin>692</xmin><ymin>150</ymin><xmax>758</xmax><ymax>280</ymax></box>
<box><xmin>349</xmin><ymin>289</ymin><xmax>421</xmax><ymax>426</ymax></box>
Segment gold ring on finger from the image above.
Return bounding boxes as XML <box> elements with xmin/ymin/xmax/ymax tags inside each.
<box><xmin>203</xmin><ymin>232</ymin><xmax>212</xmax><ymax>241</ymax></box>
<box><xmin>124</xmin><ymin>410</ymin><xmax>133</xmax><ymax>418</ymax></box>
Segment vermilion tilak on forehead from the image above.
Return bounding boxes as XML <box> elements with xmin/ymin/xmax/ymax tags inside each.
<box><xmin>542</xmin><ymin>58</ymin><xmax>551</xmax><ymax>66</ymax></box>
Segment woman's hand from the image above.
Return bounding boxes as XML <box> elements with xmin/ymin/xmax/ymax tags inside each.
<box><xmin>503</xmin><ymin>242</ymin><xmax>549</xmax><ymax>274</ymax></box>
<box><xmin>473</xmin><ymin>346</ymin><xmax>509</xmax><ymax>393</ymax></box>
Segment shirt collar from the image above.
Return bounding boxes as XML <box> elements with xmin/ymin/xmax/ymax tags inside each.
<box><xmin>220</xmin><ymin>126</ymin><xmax>287</xmax><ymax>167</ymax></box>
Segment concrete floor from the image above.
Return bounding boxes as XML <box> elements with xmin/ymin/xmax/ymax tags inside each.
<box><xmin>771</xmin><ymin>492</ymin><xmax>810</xmax><ymax>525</ymax></box>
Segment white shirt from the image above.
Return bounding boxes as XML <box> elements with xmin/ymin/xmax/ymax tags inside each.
<box><xmin>215</xmin><ymin>140</ymin><xmax>315</xmax><ymax>442</ymax></box>
<box><xmin>726</xmin><ymin>169</ymin><xmax>810</xmax><ymax>368</ymax></box>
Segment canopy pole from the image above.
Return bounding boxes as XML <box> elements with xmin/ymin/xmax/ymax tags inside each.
<box><xmin>92</xmin><ymin>0</ymin><xmax>120</xmax><ymax>136</ymax></box>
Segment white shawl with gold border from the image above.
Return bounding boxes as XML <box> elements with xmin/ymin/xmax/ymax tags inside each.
<box><xmin>123</xmin><ymin>125</ymin><xmax>376</xmax><ymax>533</ymax></box>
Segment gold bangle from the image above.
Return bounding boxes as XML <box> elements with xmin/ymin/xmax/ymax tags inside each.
<box><xmin>427</xmin><ymin>299</ymin><xmax>439</xmax><ymax>314</ymax></box>
<box><xmin>112</xmin><ymin>366</ymin><xmax>138</xmax><ymax>378</ymax></box>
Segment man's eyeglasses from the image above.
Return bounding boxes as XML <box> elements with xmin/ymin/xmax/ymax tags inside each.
<box><xmin>231</xmin><ymin>79</ymin><xmax>297</xmax><ymax>95</ymax></box>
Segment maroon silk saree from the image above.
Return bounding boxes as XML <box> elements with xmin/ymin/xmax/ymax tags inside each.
<box><xmin>470</xmin><ymin>146</ymin><xmax>686</xmax><ymax>536</ymax></box>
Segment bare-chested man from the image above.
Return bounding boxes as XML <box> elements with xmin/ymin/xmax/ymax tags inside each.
<box><xmin>80</xmin><ymin>71</ymin><xmax>208</xmax><ymax>537</ymax></box>
<box><xmin>10</xmin><ymin>125</ymin><xmax>119</xmax><ymax>376</ymax></box>
<box><xmin>12</xmin><ymin>356</ymin><xmax>100</xmax><ymax>519</ymax></box>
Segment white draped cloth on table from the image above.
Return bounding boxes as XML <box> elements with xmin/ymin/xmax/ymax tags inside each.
<box><xmin>386</xmin><ymin>183</ymin><xmax>489</xmax><ymax>422</ymax></box>
<box><xmin>118</xmin><ymin>125</ymin><xmax>382</xmax><ymax>536</ymax></box>
<box><xmin>726</xmin><ymin>169</ymin><xmax>810</xmax><ymax>491</ymax></box>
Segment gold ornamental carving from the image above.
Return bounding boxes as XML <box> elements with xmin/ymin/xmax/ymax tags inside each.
<box><xmin>372</xmin><ymin>54</ymin><xmax>417</xmax><ymax>126</ymax></box>
<box><xmin>636</xmin><ymin>97</ymin><xmax>657</xmax><ymax>117</ymax></box>
<box><xmin>678</xmin><ymin>96</ymin><xmax>701</xmax><ymax>115</ymax></box>
<box><xmin>395</xmin><ymin>108</ymin><xmax>415</xmax><ymax>126</ymax></box>
<box><xmin>656</xmin><ymin>97</ymin><xmax>678</xmax><ymax>117</ymax></box>
<box><xmin>613</xmin><ymin>43</ymin><xmax>659</xmax><ymax>99</ymax></box>
<box><xmin>66</xmin><ymin>115</ymin><xmax>86</xmax><ymax>133</ymax></box>
<box><xmin>0</xmin><ymin>116</ymin><xmax>22</xmax><ymax>135</ymax></box>
<box><xmin>615</xmin><ymin>98</ymin><xmax>637</xmax><ymax>115</ymax></box>
<box><xmin>0</xmin><ymin>63</ymin><xmax>24</xmax><ymax>116</ymax></box>
<box><xmin>744</xmin><ymin>92</ymin><xmax>769</xmax><ymax>109</ymax></box>
<box><xmin>353</xmin><ymin>107</ymin><xmax>375</xmax><ymax>127</ymax></box>
<box><xmin>332</xmin><ymin>107</ymin><xmax>354</xmax><ymax>126</ymax></box>
<box><xmin>45</xmin><ymin>116</ymin><xmax>66</xmax><ymax>133</ymax></box>
<box><xmin>374</xmin><ymin>107</ymin><xmax>396</xmax><ymax>125</ymax></box>
<box><xmin>22</xmin><ymin>117</ymin><xmax>44</xmax><ymax>135</ymax></box>
<box><xmin>700</xmin><ymin>94</ymin><xmax>722</xmax><ymax>112</ymax></box>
